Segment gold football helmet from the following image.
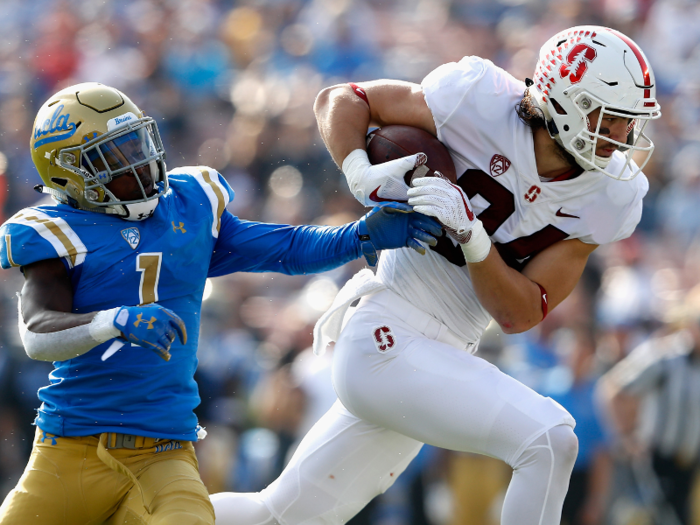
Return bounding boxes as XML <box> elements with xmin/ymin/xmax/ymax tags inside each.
<box><xmin>30</xmin><ymin>82</ymin><xmax>168</xmax><ymax>221</ymax></box>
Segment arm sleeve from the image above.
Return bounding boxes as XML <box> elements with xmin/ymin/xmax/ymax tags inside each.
<box><xmin>208</xmin><ymin>211</ymin><xmax>362</xmax><ymax>277</ymax></box>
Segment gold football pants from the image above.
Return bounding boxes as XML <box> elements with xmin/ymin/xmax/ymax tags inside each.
<box><xmin>0</xmin><ymin>427</ymin><xmax>215</xmax><ymax>525</ymax></box>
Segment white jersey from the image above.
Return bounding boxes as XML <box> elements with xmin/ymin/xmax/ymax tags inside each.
<box><xmin>378</xmin><ymin>56</ymin><xmax>648</xmax><ymax>343</ymax></box>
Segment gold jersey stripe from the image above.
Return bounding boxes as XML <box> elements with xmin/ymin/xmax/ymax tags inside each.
<box><xmin>23</xmin><ymin>215</ymin><xmax>80</xmax><ymax>267</ymax></box>
<box><xmin>201</xmin><ymin>169</ymin><xmax>226</xmax><ymax>234</ymax></box>
<box><xmin>4</xmin><ymin>234</ymin><xmax>18</xmax><ymax>267</ymax></box>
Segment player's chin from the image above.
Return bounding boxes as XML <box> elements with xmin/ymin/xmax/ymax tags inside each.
<box><xmin>596</xmin><ymin>147</ymin><xmax>617</xmax><ymax>158</ymax></box>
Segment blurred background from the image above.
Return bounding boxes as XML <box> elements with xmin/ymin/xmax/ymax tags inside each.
<box><xmin>0</xmin><ymin>0</ymin><xmax>699</xmax><ymax>524</ymax></box>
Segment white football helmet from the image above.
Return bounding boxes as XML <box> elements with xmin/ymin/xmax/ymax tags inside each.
<box><xmin>531</xmin><ymin>26</ymin><xmax>661</xmax><ymax>181</ymax></box>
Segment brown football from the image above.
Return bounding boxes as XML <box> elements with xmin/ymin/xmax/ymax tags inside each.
<box><xmin>366</xmin><ymin>125</ymin><xmax>457</xmax><ymax>185</ymax></box>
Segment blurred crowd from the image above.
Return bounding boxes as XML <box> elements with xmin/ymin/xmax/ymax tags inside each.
<box><xmin>0</xmin><ymin>0</ymin><xmax>699</xmax><ymax>524</ymax></box>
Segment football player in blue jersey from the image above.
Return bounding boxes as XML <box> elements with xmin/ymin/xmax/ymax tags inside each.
<box><xmin>0</xmin><ymin>82</ymin><xmax>441</xmax><ymax>525</ymax></box>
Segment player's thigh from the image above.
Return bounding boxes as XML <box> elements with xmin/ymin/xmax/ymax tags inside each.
<box><xmin>107</xmin><ymin>443</ymin><xmax>214</xmax><ymax>525</ymax></box>
<box><xmin>0</xmin><ymin>429</ymin><xmax>127</xmax><ymax>525</ymax></box>
<box><xmin>262</xmin><ymin>400</ymin><xmax>423</xmax><ymax>525</ymax></box>
<box><xmin>333</xmin><ymin>307</ymin><xmax>574</xmax><ymax>466</ymax></box>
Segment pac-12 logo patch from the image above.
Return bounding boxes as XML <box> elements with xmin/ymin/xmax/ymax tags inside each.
<box><xmin>121</xmin><ymin>227</ymin><xmax>140</xmax><ymax>249</ymax></box>
<box><xmin>373</xmin><ymin>326</ymin><xmax>396</xmax><ymax>353</ymax></box>
<box><xmin>489</xmin><ymin>154</ymin><xmax>511</xmax><ymax>177</ymax></box>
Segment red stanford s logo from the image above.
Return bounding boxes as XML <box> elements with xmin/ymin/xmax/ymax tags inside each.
<box><xmin>560</xmin><ymin>43</ymin><xmax>597</xmax><ymax>84</ymax></box>
<box><xmin>489</xmin><ymin>154</ymin><xmax>511</xmax><ymax>177</ymax></box>
<box><xmin>373</xmin><ymin>326</ymin><xmax>396</xmax><ymax>353</ymax></box>
<box><xmin>524</xmin><ymin>185</ymin><xmax>541</xmax><ymax>203</ymax></box>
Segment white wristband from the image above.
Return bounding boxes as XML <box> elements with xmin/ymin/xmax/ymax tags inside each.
<box><xmin>18</xmin><ymin>298</ymin><xmax>122</xmax><ymax>362</ymax></box>
<box><xmin>341</xmin><ymin>148</ymin><xmax>372</xmax><ymax>205</ymax></box>
<box><xmin>460</xmin><ymin>220</ymin><xmax>492</xmax><ymax>263</ymax></box>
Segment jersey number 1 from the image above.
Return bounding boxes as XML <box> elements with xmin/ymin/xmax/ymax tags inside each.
<box><xmin>430</xmin><ymin>169</ymin><xmax>568</xmax><ymax>270</ymax></box>
<box><xmin>137</xmin><ymin>253</ymin><xmax>162</xmax><ymax>305</ymax></box>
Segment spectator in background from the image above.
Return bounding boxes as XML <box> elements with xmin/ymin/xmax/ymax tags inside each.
<box><xmin>597</xmin><ymin>286</ymin><xmax>700</xmax><ymax>525</ymax></box>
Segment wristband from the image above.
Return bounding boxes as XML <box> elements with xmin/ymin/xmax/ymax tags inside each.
<box><xmin>342</xmin><ymin>149</ymin><xmax>372</xmax><ymax>205</ymax></box>
<box><xmin>19</xmin><ymin>299</ymin><xmax>122</xmax><ymax>361</ymax></box>
<box><xmin>348</xmin><ymin>83</ymin><xmax>369</xmax><ymax>107</ymax></box>
<box><xmin>459</xmin><ymin>220</ymin><xmax>491</xmax><ymax>263</ymax></box>
<box><xmin>356</xmin><ymin>217</ymin><xmax>378</xmax><ymax>266</ymax></box>
<box><xmin>535</xmin><ymin>282</ymin><xmax>549</xmax><ymax>320</ymax></box>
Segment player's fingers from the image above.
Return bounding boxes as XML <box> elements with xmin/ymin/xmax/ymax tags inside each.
<box><xmin>409</xmin><ymin>226</ymin><xmax>438</xmax><ymax>246</ymax></box>
<box><xmin>163</xmin><ymin>310</ymin><xmax>187</xmax><ymax>344</ymax></box>
<box><xmin>407</xmin><ymin>194</ymin><xmax>442</xmax><ymax>209</ymax></box>
<box><xmin>406</xmin><ymin>238</ymin><xmax>427</xmax><ymax>255</ymax></box>
<box><xmin>409</xmin><ymin>175</ymin><xmax>450</xmax><ymax>188</ymax></box>
<box><xmin>407</xmin><ymin>184</ymin><xmax>447</xmax><ymax>200</ymax></box>
<box><xmin>383</xmin><ymin>152</ymin><xmax>427</xmax><ymax>173</ymax></box>
<box><xmin>141</xmin><ymin>339</ymin><xmax>172</xmax><ymax>361</ymax></box>
<box><xmin>379</xmin><ymin>201</ymin><xmax>413</xmax><ymax>214</ymax></box>
<box><xmin>409</xmin><ymin>214</ymin><xmax>442</xmax><ymax>236</ymax></box>
<box><xmin>410</xmin><ymin>205</ymin><xmax>441</xmax><ymax>219</ymax></box>
<box><xmin>159</xmin><ymin>334</ymin><xmax>174</xmax><ymax>351</ymax></box>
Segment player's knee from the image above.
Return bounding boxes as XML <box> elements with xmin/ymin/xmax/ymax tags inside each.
<box><xmin>548</xmin><ymin>424</ymin><xmax>578</xmax><ymax>469</ymax></box>
<box><xmin>210</xmin><ymin>492</ymin><xmax>276</xmax><ymax>525</ymax></box>
<box><xmin>513</xmin><ymin>424</ymin><xmax>578</xmax><ymax>472</ymax></box>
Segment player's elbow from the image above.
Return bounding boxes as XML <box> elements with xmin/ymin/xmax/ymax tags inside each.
<box><xmin>496</xmin><ymin>313</ymin><xmax>541</xmax><ymax>334</ymax></box>
<box><xmin>313</xmin><ymin>84</ymin><xmax>344</xmax><ymax>118</ymax></box>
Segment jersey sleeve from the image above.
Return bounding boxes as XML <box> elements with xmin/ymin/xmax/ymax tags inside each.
<box><xmin>0</xmin><ymin>209</ymin><xmax>88</xmax><ymax>270</ymax></box>
<box><xmin>578</xmin><ymin>171</ymin><xmax>648</xmax><ymax>245</ymax></box>
<box><xmin>170</xmin><ymin>166</ymin><xmax>235</xmax><ymax>239</ymax></box>
<box><xmin>421</xmin><ymin>56</ymin><xmax>488</xmax><ymax>134</ymax></box>
<box><xmin>208</xmin><ymin>213</ymin><xmax>362</xmax><ymax>277</ymax></box>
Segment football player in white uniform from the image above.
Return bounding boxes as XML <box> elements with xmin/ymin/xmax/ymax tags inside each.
<box><xmin>211</xmin><ymin>26</ymin><xmax>661</xmax><ymax>525</ymax></box>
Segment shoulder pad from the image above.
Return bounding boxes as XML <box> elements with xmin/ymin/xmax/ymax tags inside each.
<box><xmin>1</xmin><ymin>208</ymin><xmax>87</xmax><ymax>269</ymax></box>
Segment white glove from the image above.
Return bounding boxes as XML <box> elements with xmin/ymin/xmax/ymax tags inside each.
<box><xmin>407</xmin><ymin>176</ymin><xmax>492</xmax><ymax>263</ymax></box>
<box><xmin>342</xmin><ymin>148</ymin><xmax>427</xmax><ymax>206</ymax></box>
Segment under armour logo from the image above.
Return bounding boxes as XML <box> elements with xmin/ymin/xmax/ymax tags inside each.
<box><xmin>373</xmin><ymin>326</ymin><xmax>396</xmax><ymax>353</ymax></box>
<box><xmin>40</xmin><ymin>431</ymin><xmax>57</xmax><ymax>445</ymax></box>
<box><xmin>134</xmin><ymin>314</ymin><xmax>157</xmax><ymax>329</ymax></box>
<box><xmin>172</xmin><ymin>221</ymin><xmax>186</xmax><ymax>233</ymax></box>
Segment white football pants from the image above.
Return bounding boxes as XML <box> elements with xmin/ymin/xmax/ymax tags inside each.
<box><xmin>212</xmin><ymin>289</ymin><xmax>577</xmax><ymax>525</ymax></box>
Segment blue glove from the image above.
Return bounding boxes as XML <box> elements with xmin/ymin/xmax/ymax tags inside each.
<box><xmin>358</xmin><ymin>201</ymin><xmax>442</xmax><ymax>266</ymax></box>
<box><xmin>112</xmin><ymin>304</ymin><xmax>187</xmax><ymax>361</ymax></box>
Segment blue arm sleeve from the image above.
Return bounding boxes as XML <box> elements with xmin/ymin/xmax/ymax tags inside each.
<box><xmin>208</xmin><ymin>210</ymin><xmax>362</xmax><ymax>277</ymax></box>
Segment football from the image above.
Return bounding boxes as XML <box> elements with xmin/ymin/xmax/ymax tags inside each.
<box><xmin>366</xmin><ymin>125</ymin><xmax>457</xmax><ymax>185</ymax></box>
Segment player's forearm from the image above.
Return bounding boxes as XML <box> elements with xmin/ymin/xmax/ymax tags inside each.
<box><xmin>314</xmin><ymin>84</ymin><xmax>370</xmax><ymax>167</ymax></box>
<box><xmin>281</xmin><ymin>223</ymin><xmax>363</xmax><ymax>274</ymax></box>
<box><xmin>24</xmin><ymin>309</ymin><xmax>97</xmax><ymax>333</ymax></box>
<box><xmin>467</xmin><ymin>246</ymin><xmax>544</xmax><ymax>333</ymax></box>
<box><xmin>19</xmin><ymin>304</ymin><xmax>120</xmax><ymax>361</ymax></box>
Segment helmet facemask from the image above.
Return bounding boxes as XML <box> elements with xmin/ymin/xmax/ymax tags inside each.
<box><xmin>563</xmin><ymin>91</ymin><xmax>657</xmax><ymax>180</ymax></box>
<box><xmin>57</xmin><ymin>114</ymin><xmax>168</xmax><ymax>221</ymax></box>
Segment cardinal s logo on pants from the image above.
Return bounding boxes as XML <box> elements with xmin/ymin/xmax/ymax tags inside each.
<box><xmin>373</xmin><ymin>326</ymin><xmax>396</xmax><ymax>353</ymax></box>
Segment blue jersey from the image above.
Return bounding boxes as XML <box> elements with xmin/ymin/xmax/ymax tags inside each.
<box><xmin>0</xmin><ymin>166</ymin><xmax>362</xmax><ymax>440</ymax></box>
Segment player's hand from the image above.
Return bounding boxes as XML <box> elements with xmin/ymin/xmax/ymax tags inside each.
<box><xmin>112</xmin><ymin>304</ymin><xmax>187</xmax><ymax>361</ymax></box>
<box><xmin>342</xmin><ymin>149</ymin><xmax>428</xmax><ymax>206</ymax></box>
<box><xmin>358</xmin><ymin>201</ymin><xmax>442</xmax><ymax>266</ymax></box>
<box><xmin>407</xmin><ymin>176</ymin><xmax>478</xmax><ymax>243</ymax></box>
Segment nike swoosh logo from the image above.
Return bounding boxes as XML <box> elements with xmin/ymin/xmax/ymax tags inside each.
<box><xmin>368</xmin><ymin>186</ymin><xmax>406</xmax><ymax>203</ymax></box>
<box><xmin>556</xmin><ymin>208</ymin><xmax>580</xmax><ymax>219</ymax></box>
